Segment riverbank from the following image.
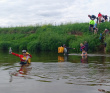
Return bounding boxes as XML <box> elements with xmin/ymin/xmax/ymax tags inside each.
<box><xmin>0</xmin><ymin>22</ymin><xmax>110</xmax><ymax>53</ymax></box>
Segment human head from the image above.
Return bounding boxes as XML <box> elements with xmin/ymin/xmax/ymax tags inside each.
<box><xmin>84</xmin><ymin>41</ymin><xmax>87</xmax><ymax>44</ymax></box>
<box><xmin>105</xmin><ymin>28</ymin><xmax>107</xmax><ymax>31</ymax></box>
<box><xmin>63</xmin><ymin>44</ymin><xmax>66</xmax><ymax>47</ymax></box>
<box><xmin>80</xmin><ymin>43</ymin><xmax>83</xmax><ymax>47</ymax></box>
<box><xmin>91</xmin><ymin>18</ymin><xmax>94</xmax><ymax>20</ymax></box>
<box><xmin>22</xmin><ymin>50</ymin><xmax>27</xmax><ymax>56</ymax></box>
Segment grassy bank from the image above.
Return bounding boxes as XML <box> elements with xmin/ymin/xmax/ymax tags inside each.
<box><xmin>0</xmin><ymin>22</ymin><xmax>110</xmax><ymax>53</ymax></box>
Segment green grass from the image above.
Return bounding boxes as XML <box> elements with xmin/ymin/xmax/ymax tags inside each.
<box><xmin>0</xmin><ymin>22</ymin><xmax>109</xmax><ymax>53</ymax></box>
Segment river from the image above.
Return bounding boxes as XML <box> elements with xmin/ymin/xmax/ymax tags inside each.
<box><xmin>0</xmin><ymin>51</ymin><xmax>110</xmax><ymax>93</ymax></box>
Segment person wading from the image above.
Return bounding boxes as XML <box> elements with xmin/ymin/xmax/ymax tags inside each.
<box><xmin>9</xmin><ymin>49</ymin><xmax>32</xmax><ymax>65</ymax></box>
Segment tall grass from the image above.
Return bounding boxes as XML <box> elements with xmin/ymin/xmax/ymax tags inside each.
<box><xmin>69</xmin><ymin>34</ymin><xmax>101</xmax><ymax>52</ymax></box>
<box><xmin>0</xmin><ymin>22</ymin><xmax>109</xmax><ymax>52</ymax></box>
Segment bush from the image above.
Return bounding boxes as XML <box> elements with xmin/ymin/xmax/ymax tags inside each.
<box><xmin>0</xmin><ymin>41</ymin><xmax>12</xmax><ymax>50</ymax></box>
<box><xmin>0</xmin><ymin>22</ymin><xmax>109</xmax><ymax>52</ymax></box>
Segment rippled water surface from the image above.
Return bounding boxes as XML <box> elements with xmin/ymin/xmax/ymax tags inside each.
<box><xmin>0</xmin><ymin>51</ymin><xmax>110</xmax><ymax>93</ymax></box>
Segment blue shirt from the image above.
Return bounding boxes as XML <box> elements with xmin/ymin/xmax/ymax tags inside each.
<box><xmin>93</xmin><ymin>23</ymin><xmax>97</xmax><ymax>28</ymax></box>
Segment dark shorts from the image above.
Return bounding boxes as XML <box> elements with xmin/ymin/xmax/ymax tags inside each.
<box><xmin>105</xmin><ymin>16</ymin><xmax>107</xmax><ymax>20</ymax></box>
<box><xmin>20</xmin><ymin>62</ymin><xmax>27</xmax><ymax>65</ymax></box>
<box><xmin>105</xmin><ymin>18</ymin><xmax>107</xmax><ymax>20</ymax></box>
<box><xmin>93</xmin><ymin>28</ymin><xmax>95</xmax><ymax>30</ymax></box>
<box><xmin>93</xmin><ymin>28</ymin><xmax>98</xmax><ymax>31</ymax></box>
<box><xmin>90</xmin><ymin>24</ymin><xmax>93</xmax><ymax>27</ymax></box>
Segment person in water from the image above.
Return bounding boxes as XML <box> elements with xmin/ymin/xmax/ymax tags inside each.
<box><xmin>81</xmin><ymin>48</ymin><xmax>87</xmax><ymax>57</ymax></box>
<box><xmin>84</xmin><ymin>41</ymin><xmax>88</xmax><ymax>53</ymax></box>
<box><xmin>80</xmin><ymin>43</ymin><xmax>85</xmax><ymax>52</ymax></box>
<box><xmin>63</xmin><ymin>44</ymin><xmax>75</xmax><ymax>55</ymax></box>
<box><xmin>10</xmin><ymin>49</ymin><xmax>32</xmax><ymax>65</ymax></box>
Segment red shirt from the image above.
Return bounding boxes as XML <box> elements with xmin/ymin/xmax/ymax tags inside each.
<box><xmin>98</xmin><ymin>13</ymin><xmax>102</xmax><ymax>17</ymax></box>
<box><xmin>12</xmin><ymin>52</ymin><xmax>32</xmax><ymax>62</ymax></box>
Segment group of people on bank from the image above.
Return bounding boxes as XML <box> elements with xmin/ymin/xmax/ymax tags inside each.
<box><xmin>88</xmin><ymin>12</ymin><xmax>109</xmax><ymax>34</ymax></box>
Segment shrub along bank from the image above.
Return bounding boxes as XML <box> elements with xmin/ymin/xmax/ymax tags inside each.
<box><xmin>0</xmin><ymin>22</ymin><xmax>109</xmax><ymax>53</ymax></box>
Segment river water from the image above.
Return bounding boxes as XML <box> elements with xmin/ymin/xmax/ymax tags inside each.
<box><xmin>0</xmin><ymin>51</ymin><xmax>110</xmax><ymax>93</ymax></box>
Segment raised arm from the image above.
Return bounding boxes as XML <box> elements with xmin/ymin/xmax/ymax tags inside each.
<box><xmin>11</xmin><ymin>52</ymin><xmax>20</xmax><ymax>57</ymax></box>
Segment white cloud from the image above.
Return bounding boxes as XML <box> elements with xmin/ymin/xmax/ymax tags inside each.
<box><xmin>0</xmin><ymin>0</ymin><xmax>110</xmax><ymax>27</ymax></box>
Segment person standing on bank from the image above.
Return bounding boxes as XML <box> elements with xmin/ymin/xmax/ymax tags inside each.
<box><xmin>89</xmin><ymin>18</ymin><xmax>95</xmax><ymax>32</ymax></box>
<box><xmin>98</xmin><ymin>12</ymin><xmax>102</xmax><ymax>24</ymax></box>
<box><xmin>93</xmin><ymin>21</ymin><xmax>98</xmax><ymax>34</ymax></box>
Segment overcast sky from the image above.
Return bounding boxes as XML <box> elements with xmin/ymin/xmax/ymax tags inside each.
<box><xmin>0</xmin><ymin>0</ymin><xmax>109</xmax><ymax>27</ymax></box>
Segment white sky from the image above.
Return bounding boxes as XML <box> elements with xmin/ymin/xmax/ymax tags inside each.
<box><xmin>0</xmin><ymin>0</ymin><xmax>110</xmax><ymax>27</ymax></box>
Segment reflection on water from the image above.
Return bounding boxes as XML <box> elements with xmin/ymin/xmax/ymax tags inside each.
<box><xmin>98</xmin><ymin>89</ymin><xmax>110</xmax><ymax>93</ymax></box>
<box><xmin>0</xmin><ymin>51</ymin><xmax>110</xmax><ymax>93</ymax></box>
<box><xmin>80</xmin><ymin>54</ymin><xmax>88</xmax><ymax>63</ymax></box>
<box><xmin>9</xmin><ymin>64</ymin><xmax>32</xmax><ymax>82</ymax></box>
<box><xmin>58</xmin><ymin>55</ymin><xmax>68</xmax><ymax>62</ymax></box>
<box><xmin>8</xmin><ymin>53</ymin><xmax>110</xmax><ymax>86</ymax></box>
